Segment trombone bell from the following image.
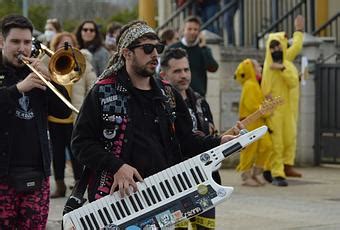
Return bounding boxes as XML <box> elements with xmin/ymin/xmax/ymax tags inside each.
<box><xmin>49</xmin><ymin>47</ymin><xmax>86</xmax><ymax>85</ymax></box>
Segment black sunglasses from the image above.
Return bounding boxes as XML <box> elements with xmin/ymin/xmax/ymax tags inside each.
<box><xmin>129</xmin><ymin>43</ymin><xmax>165</xmax><ymax>54</ymax></box>
<box><xmin>82</xmin><ymin>28</ymin><xmax>95</xmax><ymax>33</ymax></box>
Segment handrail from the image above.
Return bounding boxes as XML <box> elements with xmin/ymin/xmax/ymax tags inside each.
<box><xmin>255</xmin><ymin>0</ymin><xmax>306</xmax><ymax>48</ymax></box>
<box><xmin>313</xmin><ymin>12</ymin><xmax>340</xmax><ymax>35</ymax></box>
<box><xmin>317</xmin><ymin>51</ymin><xmax>340</xmax><ymax>64</ymax></box>
<box><xmin>157</xmin><ymin>0</ymin><xmax>314</xmax><ymax>48</ymax></box>
<box><xmin>201</xmin><ymin>0</ymin><xmax>238</xmax><ymax>31</ymax></box>
<box><xmin>156</xmin><ymin>0</ymin><xmax>194</xmax><ymax>32</ymax></box>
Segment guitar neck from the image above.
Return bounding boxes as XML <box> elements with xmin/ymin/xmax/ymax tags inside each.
<box><xmin>223</xmin><ymin>109</ymin><xmax>262</xmax><ymax>135</ymax></box>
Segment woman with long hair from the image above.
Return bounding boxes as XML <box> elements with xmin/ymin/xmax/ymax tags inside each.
<box><xmin>75</xmin><ymin>20</ymin><xmax>110</xmax><ymax>77</ymax></box>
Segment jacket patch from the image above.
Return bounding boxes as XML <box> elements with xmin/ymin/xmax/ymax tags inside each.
<box><xmin>100</xmin><ymin>95</ymin><xmax>118</xmax><ymax>105</ymax></box>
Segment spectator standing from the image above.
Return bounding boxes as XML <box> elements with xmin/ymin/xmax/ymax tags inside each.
<box><xmin>197</xmin><ymin>0</ymin><xmax>220</xmax><ymax>34</ymax></box>
<box><xmin>170</xmin><ymin>16</ymin><xmax>219</xmax><ymax>97</ymax></box>
<box><xmin>0</xmin><ymin>14</ymin><xmax>71</xmax><ymax>228</ymax></box>
<box><xmin>261</xmin><ymin>15</ymin><xmax>304</xmax><ymax>186</ymax></box>
<box><xmin>159</xmin><ymin>28</ymin><xmax>179</xmax><ymax>47</ymax></box>
<box><xmin>75</xmin><ymin>20</ymin><xmax>110</xmax><ymax>77</ymax></box>
<box><xmin>223</xmin><ymin>0</ymin><xmax>238</xmax><ymax>46</ymax></box>
<box><xmin>38</xmin><ymin>18</ymin><xmax>62</xmax><ymax>48</ymax></box>
<box><xmin>105</xmin><ymin>21</ymin><xmax>122</xmax><ymax>55</ymax></box>
<box><xmin>156</xmin><ymin>28</ymin><xmax>180</xmax><ymax>74</ymax></box>
<box><xmin>48</xmin><ymin>32</ymin><xmax>97</xmax><ymax>198</ymax></box>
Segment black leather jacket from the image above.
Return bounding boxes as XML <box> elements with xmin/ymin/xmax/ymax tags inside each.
<box><xmin>71</xmin><ymin>70</ymin><xmax>221</xmax><ymax>178</ymax></box>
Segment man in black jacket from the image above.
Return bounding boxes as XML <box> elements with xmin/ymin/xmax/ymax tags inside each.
<box><xmin>0</xmin><ymin>15</ymin><xmax>71</xmax><ymax>228</ymax></box>
<box><xmin>71</xmin><ymin>20</ymin><xmax>239</xmax><ymax>211</ymax></box>
<box><xmin>160</xmin><ymin>47</ymin><xmax>221</xmax><ymax>229</ymax></box>
<box><xmin>169</xmin><ymin>16</ymin><xmax>219</xmax><ymax>97</ymax></box>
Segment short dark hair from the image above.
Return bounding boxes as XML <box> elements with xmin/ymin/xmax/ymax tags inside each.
<box><xmin>184</xmin><ymin>16</ymin><xmax>202</xmax><ymax>26</ymax></box>
<box><xmin>1</xmin><ymin>14</ymin><xmax>33</xmax><ymax>38</ymax></box>
<box><xmin>159</xmin><ymin>28</ymin><xmax>176</xmax><ymax>45</ymax></box>
<box><xmin>116</xmin><ymin>20</ymin><xmax>159</xmax><ymax>49</ymax></box>
<box><xmin>160</xmin><ymin>48</ymin><xmax>188</xmax><ymax>70</ymax></box>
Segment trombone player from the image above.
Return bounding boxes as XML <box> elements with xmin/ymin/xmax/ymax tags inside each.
<box><xmin>0</xmin><ymin>15</ymin><xmax>71</xmax><ymax>229</ymax></box>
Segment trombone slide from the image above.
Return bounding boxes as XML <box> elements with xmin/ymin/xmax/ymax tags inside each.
<box><xmin>22</xmin><ymin>59</ymin><xmax>79</xmax><ymax>114</ymax></box>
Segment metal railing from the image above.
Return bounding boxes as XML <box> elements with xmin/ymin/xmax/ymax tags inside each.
<box><xmin>314</xmin><ymin>63</ymin><xmax>340</xmax><ymax>165</ymax></box>
<box><xmin>255</xmin><ymin>0</ymin><xmax>313</xmax><ymax>48</ymax></box>
<box><xmin>200</xmin><ymin>0</ymin><xmax>239</xmax><ymax>44</ymax></box>
<box><xmin>313</xmin><ymin>12</ymin><xmax>340</xmax><ymax>47</ymax></box>
<box><xmin>157</xmin><ymin>0</ymin><xmax>315</xmax><ymax>48</ymax></box>
<box><xmin>156</xmin><ymin>0</ymin><xmax>195</xmax><ymax>33</ymax></box>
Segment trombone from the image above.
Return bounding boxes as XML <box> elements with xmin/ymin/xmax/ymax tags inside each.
<box><xmin>18</xmin><ymin>40</ymin><xmax>86</xmax><ymax>114</ymax></box>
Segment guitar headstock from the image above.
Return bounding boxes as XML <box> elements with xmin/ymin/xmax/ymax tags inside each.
<box><xmin>260</xmin><ymin>96</ymin><xmax>284</xmax><ymax>114</ymax></box>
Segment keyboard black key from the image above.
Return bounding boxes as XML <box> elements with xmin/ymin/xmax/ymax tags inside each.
<box><xmin>80</xmin><ymin>217</ymin><xmax>88</xmax><ymax>230</ymax></box>
<box><xmin>121</xmin><ymin>199</ymin><xmax>131</xmax><ymax>215</ymax></box>
<box><xmin>146</xmin><ymin>187</ymin><xmax>157</xmax><ymax>204</ymax></box>
<box><xmin>182</xmin><ymin>172</ymin><xmax>192</xmax><ymax>188</ymax></box>
<box><xmin>98</xmin><ymin>209</ymin><xmax>108</xmax><ymax>225</ymax></box>
<box><xmin>134</xmin><ymin>193</ymin><xmax>144</xmax><ymax>210</ymax></box>
<box><xmin>103</xmin><ymin>207</ymin><xmax>113</xmax><ymax>223</ymax></box>
<box><xmin>190</xmin><ymin>168</ymin><xmax>200</xmax><ymax>184</ymax></box>
<box><xmin>177</xmin><ymin>174</ymin><xmax>187</xmax><ymax>190</ymax></box>
<box><xmin>195</xmin><ymin>166</ymin><xmax>205</xmax><ymax>182</ymax></box>
<box><xmin>110</xmin><ymin>204</ymin><xmax>121</xmax><ymax>220</ymax></box>
<box><xmin>152</xmin><ymin>185</ymin><xmax>162</xmax><ymax>202</ymax></box>
<box><xmin>129</xmin><ymin>195</ymin><xmax>139</xmax><ymax>212</ymax></box>
<box><xmin>84</xmin><ymin>215</ymin><xmax>93</xmax><ymax>229</ymax></box>
<box><xmin>165</xmin><ymin>179</ymin><xmax>174</xmax><ymax>196</ymax></box>
<box><xmin>115</xmin><ymin>202</ymin><xmax>126</xmax><ymax>218</ymax></box>
<box><xmin>172</xmin><ymin>176</ymin><xmax>182</xmax><ymax>192</ymax></box>
<box><xmin>90</xmin><ymin>213</ymin><xmax>100</xmax><ymax>229</ymax></box>
<box><xmin>159</xmin><ymin>182</ymin><xmax>169</xmax><ymax>198</ymax></box>
<box><xmin>142</xmin><ymin>190</ymin><xmax>152</xmax><ymax>206</ymax></box>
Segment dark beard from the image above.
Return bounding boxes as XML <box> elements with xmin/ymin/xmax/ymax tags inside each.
<box><xmin>132</xmin><ymin>62</ymin><xmax>156</xmax><ymax>78</ymax></box>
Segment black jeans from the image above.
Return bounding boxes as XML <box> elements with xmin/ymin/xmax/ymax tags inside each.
<box><xmin>49</xmin><ymin>122</ymin><xmax>82</xmax><ymax>181</ymax></box>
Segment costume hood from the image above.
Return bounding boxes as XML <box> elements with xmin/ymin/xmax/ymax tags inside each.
<box><xmin>234</xmin><ymin>58</ymin><xmax>257</xmax><ymax>85</ymax></box>
<box><xmin>264</xmin><ymin>32</ymin><xmax>288</xmax><ymax>64</ymax></box>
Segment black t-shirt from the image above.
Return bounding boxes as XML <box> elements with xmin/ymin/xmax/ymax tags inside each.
<box><xmin>1</xmin><ymin>62</ymin><xmax>43</xmax><ymax>171</ymax></box>
<box><xmin>184</xmin><ymin>98</ymin><xmax>198</xmax><ymax>132</ymax></box>
<box><xmin>129</xmin><ymin>87</ymin><xmax>168</xmax><ymax>177</ymax></box>
<box><xmin>10</xmin><ymin>92</ymin><xmax>43</xmax><ymax>171</ymax></box>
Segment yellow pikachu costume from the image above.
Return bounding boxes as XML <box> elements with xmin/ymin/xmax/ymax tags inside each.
<box><xmin>261</xmin><ymin>31</ymin><xmax>303</xmax><ymax>183</ymax></box>
<box><xmin>235</xmin><ymin>59</ymin><xmax>272</xmax><ymax>186</ymax></box>
<box><xmin>285</xmin><ymin>31</ymin><xmax>303</xmax><ymax>169</ymax></box>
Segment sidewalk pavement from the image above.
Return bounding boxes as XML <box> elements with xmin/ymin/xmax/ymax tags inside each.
<box><xmin>47</xmin><ymin>166</ymin><xmax>340</xmax><ymax>230</ymax></box>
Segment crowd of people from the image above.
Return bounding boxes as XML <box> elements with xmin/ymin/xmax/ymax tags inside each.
<box><xmin>0</xmin><ymin>11</ymin><xmax>304</xmax><ymax>229</ymax></box>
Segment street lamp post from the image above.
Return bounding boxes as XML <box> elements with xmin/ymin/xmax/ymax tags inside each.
<box><xmin>23</xmin><ymin>0</ymin><xmax>28</xmax><ymax>18</ymax></box>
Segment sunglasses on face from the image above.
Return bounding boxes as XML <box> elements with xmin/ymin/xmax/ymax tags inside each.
<box><xmin>129</xmin><ymin>43</ymin><xmax>165</xmax><ymax>54</ymax></box>
<box><xmin>82</xmin><ymin>28</ymin><xmax>95</xmax><ymax>33</ymax></box>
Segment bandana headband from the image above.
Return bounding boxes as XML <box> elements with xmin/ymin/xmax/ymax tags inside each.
<box><xmin>99</xmin><ymin>22</ymin><xmax>156</xmax><ymax>79</ymax></box>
